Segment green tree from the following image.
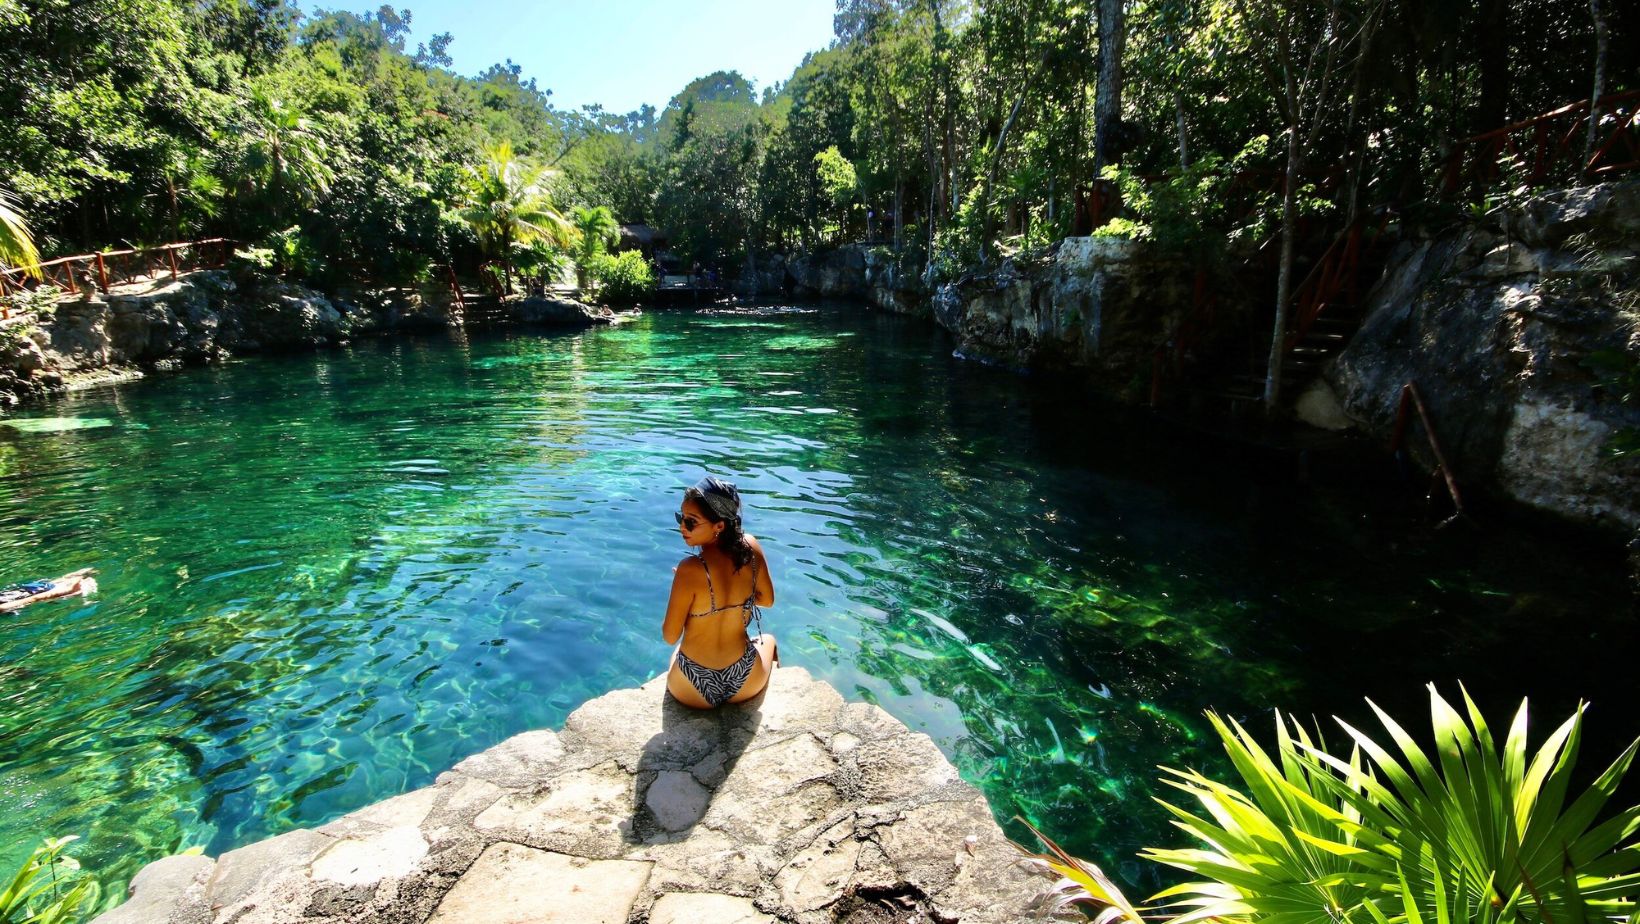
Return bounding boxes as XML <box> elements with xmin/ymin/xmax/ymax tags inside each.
<box><xmin>458</xmin><ymin>141</ymin><xmax>571</xmax><ymax>293</ymax></box>
<box><xmin>569</xmin><ymin>205</ymin><xmax>619</xmax><ymax>290</ymax></box>
<box><xmin>234</xmin><ymin>91</ymin><xmax>337</xmax><ymax>219</ymax></box>
<box><xmin>814</xmin><ymin>145</ymin><xmax>858</xmax><ymax>241</ymax></box>
<box><xmin>652</xmin><ymin>71</ymin><xmax>766</xmax><ymax>265</ymax></box>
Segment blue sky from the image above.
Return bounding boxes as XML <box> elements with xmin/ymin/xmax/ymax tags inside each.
<box><xmin>313</xmin><ymin>0</ymin><xmax>839</xmax><ymax>114</ymax></box>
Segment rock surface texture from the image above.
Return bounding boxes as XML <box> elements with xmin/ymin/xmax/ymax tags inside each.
<box><xmin>931</xmin><ymin>238</ymin><xmax>1199</xmax><ymax>390</ymax></box>
<box><xmin>92</xmin><ymin>668</ymin><xmax>1056</xmax><ymax>924</ymax></box>
<box><xmin>517</xmin><ymin>295</ymin><xmax>629</xmax><ymax>327</ymax></box>
<box><xmin>0</xmin><ymin>269</ymin><xmax>463</xmax><ymax>408</ymax></box>
<box><xmin>1328</xmin><ymin>180</ymin><xmax>1640</xmax><ymax>531</ymax></box>
<box><xmin>787</xmin><ymin>246</ymin><xmax>929</xmax><ymax>317</ymax></box>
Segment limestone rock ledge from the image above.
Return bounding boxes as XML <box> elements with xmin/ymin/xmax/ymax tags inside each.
<box><xmin>1328</xmin><ymin>179</ymin><xmax>1640</xmax><ymax>532</ymax></box>
<box><xmin>92</xmin><ymin>668</ymin><xmax>1059</xmax><ymax>924</ymax></box>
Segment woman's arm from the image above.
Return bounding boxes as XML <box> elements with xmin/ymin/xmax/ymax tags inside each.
<box><xmin>748</xmin><ymin>536</ymin><xmax>775</xmax><ymax>607</ymax></box>
<box><xmin>661</xmin><ymin>558</ymin><xmax>699</xmax><ymax>646</ymax></box>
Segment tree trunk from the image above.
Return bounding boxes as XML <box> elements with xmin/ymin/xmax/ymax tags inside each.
<box><xmin>1091</xmin><ymin>0</ymin><xmax>1127</xmax><ymax>181</ymax></box>
<box><xmin>1475</xmin><ymin>0</ymin><xmax>1509</xmax><ymax>134</ymax></box>
<box><xmin>979</xmin><ymin>86</ymin><xmax>1030</xmax><ymax>261</ymax></box>
<box><xmin>1175</xmin><ymin>93</ymin><xmax>1190</xmax><ymax>169</ymax></box>
<box><xmin>168</xmin><ymin>177</ymin><xmax>182</xmax><ymax>242</ymax></box>
<box><xmin>1585</xmin><ymin>0</ymin><xmax>1608</xmax><ymax>170</ymax></box>
<box><xmin>1264</xmin><ymin>129</ymin><xmax>1302</xmax><ymax>411</ymax></box>
<box><xmin>894</xmin><ymin>179</ymin><xmax>904</xmax><ymax>251</ymax></box>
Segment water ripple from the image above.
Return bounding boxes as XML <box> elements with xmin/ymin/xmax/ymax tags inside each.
<box><xmin>0</xmin><ymin>308</ymin><xmax>1632</xmax><ymax>900</ymax></box>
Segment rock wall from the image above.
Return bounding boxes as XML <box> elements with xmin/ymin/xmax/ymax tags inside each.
<box><xmin>92</xmin><ymin>668</ymin><xmax>1059</xmax><ymax>924</ymax></box>
<box><xmin>785</xmin><ymin>246</ymin><xmax>930</xmax><ymax>317</ymax></box>
<box><xmin>931</xmin><ymin>237</ymin><xmax>1200</xmax><ymax>394</ymax></box>
<box><xmin>737</xmin><ymin>252</ymin><xmax>789</xmax><ymax>299</ymax></box>
<box><xmin>0</xmin><ymin>270</ymin><xmax>447</xmax><ymax>407</ymax></box>
<box><xmin>1327</xmin><ymin>180</ymin><xmax>1640</xmax><ymax>532</ymax></box>
<box><xmin>0</xmin><ymin>271</ymin><xmax>617</xmax><ymax>409</ymax></box>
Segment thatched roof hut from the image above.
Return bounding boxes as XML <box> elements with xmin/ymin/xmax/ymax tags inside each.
<box><xmin>617</xmin><ymin>224</ymin><xmax>668</xmax><ymax>256</ymax></box>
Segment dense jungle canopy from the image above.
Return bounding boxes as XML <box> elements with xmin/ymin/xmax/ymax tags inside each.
<box><xmin>0</xmin><ymin>0</ymin><xmax>1634</xmax><ymax>285</ymax></box>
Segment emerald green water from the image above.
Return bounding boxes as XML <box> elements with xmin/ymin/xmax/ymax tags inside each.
<box><xmin>1</xmin><ymin>305</ymin><xmax>1634</xmax><ymax>898</ymax></box>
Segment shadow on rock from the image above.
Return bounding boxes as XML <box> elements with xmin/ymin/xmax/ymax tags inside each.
<box><xmin>625</xmin><ymin>685</ymin><xmax>765</xmax><ymax>844</ymax></box>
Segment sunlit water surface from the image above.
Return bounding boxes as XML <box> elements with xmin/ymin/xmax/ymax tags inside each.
<box><xmin>1</xmin><ymin>304</ymin><xmax>1634</xmax><ymax>899</ymax></box>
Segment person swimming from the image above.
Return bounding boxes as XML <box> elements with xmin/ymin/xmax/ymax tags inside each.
<box><xmin>660</xmin><ymin>476</ymin><xmax>778</xmax><ymax>708</ymax></box>
<box><xmin>0</xmin><ymin>568</ymin><xmax>97</xmax><ymax>612</ymax></box>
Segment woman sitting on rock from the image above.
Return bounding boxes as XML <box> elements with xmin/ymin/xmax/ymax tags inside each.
<box><xmin>662</xmin><ymin>476</ymin><xmax>777</xmax><ymax>708</ymax></box>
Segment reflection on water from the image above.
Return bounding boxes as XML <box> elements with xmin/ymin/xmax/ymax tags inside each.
<box><xmin>0</xmin><ymin>304</ymin><xmax>1633</xmax><ymax>897</ymax></box>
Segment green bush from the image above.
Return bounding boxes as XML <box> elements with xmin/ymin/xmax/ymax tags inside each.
<box><xmin>1022</xmin><ymin>686</ymin><xmax>1640</xmax><ymax>924</ymax></box>
<box><xmin>1150</xmin><ymin>686</ymin><xmax>1640</xmax><ymax>924</ymax></box>
<box><xmin>0</xmin><ymin>286</ymin><xmax>61</xmax><ymax>320</ymax></box>
<box><xmin>0</xmin><ymin>836</ymin><xmax>100</xmax><ymax>924</ymax></box>
<box><xmin>589</xmin><ymin>250</ymin><xmax>655</xmax><ymax>305</ymax></box>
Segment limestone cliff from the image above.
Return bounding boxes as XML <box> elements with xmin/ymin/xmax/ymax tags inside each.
<box><xmin>0</xmin><ymin>270</ymin><xmax>457</xmax><ymax>407</ymax></box>
<box><xmin>786</xmin><ymin>246</ymin><xmax>929</xmax><ymax>317</ymax></box>
<box><xmin>1326</xmin><ymin>181</ymin><xmax>1640</xmax><ymax>532</ymax></box>
<box><xmin>0</xmin><ymin>271</ymin><xmax>618</xmax><ymax>409</ymax></box>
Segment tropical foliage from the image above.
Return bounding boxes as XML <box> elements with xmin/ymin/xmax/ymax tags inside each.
<box><xmin>0</xmin><ymin>188</ymin><xmax>40</xmax><ymax>278</ymax></box>
<box><xmin>458</xmin><ymin>142</ymin><xmax>571</xmax><ymax>291</ymax></box>
<box><xmin>570</xmin><ymin>205</ymin><xmax>619</xmax><ymax>290</ymax></box>
<box><xmin>589</xmin><ymin>250</ymin><xmax>655</xmax><ymax>305</ymax></box>
<box><xmin>1028</xmin><ymin>686</ymin><xmax>1640</xmax><ymax>924</ymax></box>
<box><xmin>0</xmin><ymin>837</ymin><xmax>99</xmax><ymax>924</ymax></box>
<box><xmin>1013</xmin><ymin>817</ymin><xmax>1149</xmax><ymax>924</ymax></box>
<box><xmin>0</xmin><ymin>0</ymin><xmax>1633</xmax><ymax>296</ymax></box>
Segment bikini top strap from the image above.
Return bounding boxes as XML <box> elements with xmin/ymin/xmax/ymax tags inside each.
<box><xmin>697</xmin><ymin>552</ymin><xmax>717</xmax><ymax>611</ymax></box>
<box><xmin>744</xmin><ymin>555</ymin><xmax>764</xmax><ymax>637</ymax></box>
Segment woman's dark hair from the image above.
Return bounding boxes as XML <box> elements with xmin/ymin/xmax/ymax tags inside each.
<box><xmin>686</xmin><ymin>475</ymin><xmax>754</xmax><ymax>570</ymax></box>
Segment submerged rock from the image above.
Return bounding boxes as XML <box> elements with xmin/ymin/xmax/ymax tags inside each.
<box><xmin>92</xmin><ymin>668</ymin><xmax>1061</xmax><ymax>924</ymax></box>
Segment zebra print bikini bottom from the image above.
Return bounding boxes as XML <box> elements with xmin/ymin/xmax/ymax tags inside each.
<box><xmin>675</xmin><ymin>642</ymin><xmax>759</xmax><ymax>707</ymax></box>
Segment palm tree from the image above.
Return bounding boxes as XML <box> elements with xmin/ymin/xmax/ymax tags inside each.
<box><xmin>570</xmin><ymin>206</ymin><xmax>620</xmax><ymax>291</ymax></box>
<box><xmin>458</xmin><ymin>142</ymin><xmax>571</xmax><ymax>293</ymax></box>
<box><xmin>0</xmin><ymin>187</ymin><xmax>42</xmax><ymax>281</ymax></box>
<box><xmin>238</xmin><ymin>91</ymin><xmax>335</xmax><ymax>216</ymax></box>
<box><xmin>158</xmin><ymin>150</ymin><xmax>224</xmax><ymax>242</ymax></box>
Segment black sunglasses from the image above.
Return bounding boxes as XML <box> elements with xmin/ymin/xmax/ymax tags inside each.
<box><xmin>674</xmin><ymin>511</ymin><xmax>703</xmax><ymax>531</ymax></box>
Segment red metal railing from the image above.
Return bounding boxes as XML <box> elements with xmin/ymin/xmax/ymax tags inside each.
<box><xmin>1282</xmin><ymin>208</ymin><xmax>1393</xmax><ymax>352</ymax></box>
<box><xmin>1150</xmin><ymin>268</ymin><xmax>1218</xmax><ymax>407</ymax></box>
<box><xmin>1443</xmin><ymin>89</ymin><xmax>1640</xmax><ymax>195</ymax></box>
<box><xmin>1389</xmin><ymin>382</ymin><xmax>1467</xmax><ymax>527</ymax></box>
<box><xmin>427</xmin><ymin>264</ymin><xmax>467</xmax><ymax>315</ymax></box>
<box><xmin>1</xmin><ymin>239</ymin><xmax>236</xmax><ymax>317</ymax></box>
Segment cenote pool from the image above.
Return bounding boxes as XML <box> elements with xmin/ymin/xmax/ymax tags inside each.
<box><xmin>1</xmin><ymin>303</ymin><xmax>1635</xmax><ymax>897</ymax></box>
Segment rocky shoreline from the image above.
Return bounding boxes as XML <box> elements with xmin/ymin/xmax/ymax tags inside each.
<box><xmin>0</xmin><ymin>269</ymin><xmax>622</xmax><ymax>410</ymax></box>
<box><xmin>6</xmin><ymin>181</ymin><xmax>1634</xmax><ymax>537</ymax></box>
<box><xmin>773</xmin><ymin>181</ymin><xmax>1640</xmax><ymax>539</ymax></box>
<box><xmin>91</xmin><ymin>668</ymin><xmax>1059</xmax><ymax>924</ymax></box>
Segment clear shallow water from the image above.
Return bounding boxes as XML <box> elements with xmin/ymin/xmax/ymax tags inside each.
<box><xmin>1</xmin><ymin>304</ymin><xmax>1635</xmax><ymax>897</ymax></box>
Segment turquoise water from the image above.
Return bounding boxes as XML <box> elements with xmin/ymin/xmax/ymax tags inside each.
<box><xmin>1</xmin><ymin>304</ymin><xmax>1634</xmax><ymax>897</ymax></box>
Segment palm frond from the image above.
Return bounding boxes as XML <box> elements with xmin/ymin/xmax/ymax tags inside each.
<box><xmin>0</xmin><ymin>187</ymin><xmax>43</xmax><ymax>278</ymax></box>
<box><xmin>1011</xmin><ymin>816</ymin><xmax>1150</xmax><ymax>924</ymax></box>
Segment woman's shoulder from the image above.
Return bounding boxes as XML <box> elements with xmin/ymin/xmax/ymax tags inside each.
<box><xmin>675</xmin><ymin>555</ymin><xmax>707</xmax><ymax>577</ymax></box>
